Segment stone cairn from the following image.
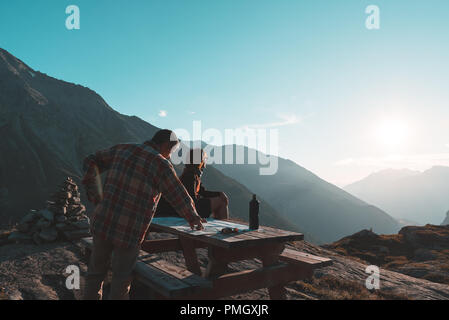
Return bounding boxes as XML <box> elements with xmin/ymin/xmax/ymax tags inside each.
<box><xmin>8</xmin><ymin>177</ymin><xmax>91</xmax><ymax>244</ymax></box>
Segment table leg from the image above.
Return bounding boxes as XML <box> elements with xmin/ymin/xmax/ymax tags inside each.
<box><xmin>205</xmin><ymin>247</ymin><xmax>229</xmax><ymax>278</ymax></box>
<box><xmin>179</xmin><ymin>236</ymin><xmax>202</xmax><ymax>276</ymax></box>
<box><xmin>261</xmin><ymin>243</ymin><xmax>287</xmax><ymax>300</ymax></box>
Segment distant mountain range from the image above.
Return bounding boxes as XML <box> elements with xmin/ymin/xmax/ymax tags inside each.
<box><xmin>345</xmin><ymin>167</ymin><xmax>449</xmax><ymax>225</ymax></box>
<box><xmin>0</xmin><ymin>48</ymin><xmax>400</xmax><ymax>243</ymax></box>
<box><xmin>441</xmin><ymin>211</ymin><xmax>449</xmax><ymax>226</ymax></box>
<box><xmin>210</xmin><ymin>145</ymin><xmax>400</xmax><ymax>243</ymax></box>
<box><xmin>442</xmin><ymin>212</ymin><xmax>449</xmax><ymax>226</ymax></box>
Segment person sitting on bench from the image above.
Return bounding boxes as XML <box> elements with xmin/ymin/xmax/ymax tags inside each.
<box><xmin>156</xmin><ymin>148</ymin><xmax>229</xmax><ymax>220</ymax></box>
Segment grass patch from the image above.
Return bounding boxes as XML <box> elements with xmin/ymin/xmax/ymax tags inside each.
<box><xmin>289</xmin><ymin>276</ymin><xmax>410</xmax><ymax>300</ymax></box>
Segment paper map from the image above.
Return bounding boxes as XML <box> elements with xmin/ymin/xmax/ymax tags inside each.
<box><xmin>151</xmin><ymin>217</ymin><xmax>257</xmax><ymax>236</ymax></box>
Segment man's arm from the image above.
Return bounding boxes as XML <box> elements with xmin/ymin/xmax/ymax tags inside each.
<box><xmin>157</xmin><ymin>160</ymin><xmax>204</xmax><ymax>229</ymax></box>
<box><xmin>81</xmin><ymin>145</ymin><xmax>119</xmax><ymax>205</ymax></box>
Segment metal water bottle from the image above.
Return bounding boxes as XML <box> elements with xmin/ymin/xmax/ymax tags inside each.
<box><xmin>249</xmin><ymin>194</ymin><xmax>260</xmax><ymax>230</ymax></box>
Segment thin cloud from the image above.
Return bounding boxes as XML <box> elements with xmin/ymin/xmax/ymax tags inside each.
<box><xmin>242</xmin><ymin>114</ymin><xmax>301</xmax><ymax>130</ymax></box>
<box><xmin>158</xmin><ymin>110</ymin><xmax>167</xmax><ymax>117</ymax></box>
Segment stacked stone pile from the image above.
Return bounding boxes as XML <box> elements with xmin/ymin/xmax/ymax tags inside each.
<box><xmin>8</xmin><ymin>177</ymin><xmax>91</xmax><ymax>244</ymax></box>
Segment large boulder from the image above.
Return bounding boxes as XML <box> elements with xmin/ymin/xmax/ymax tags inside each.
<box><xmin>8</xmin><ymin>232</ymin><xmax>32</xmax><ymax>242</ymax></box>
<box><xmin>39</xmin><ymin>209</ymin><xmax>54</xmax><ymax>222</ymax></box>
<box><xmin>39</xmin><ymin>227</ymin><xmax>58</xmax><ymax>242</ymax></box>
<box><xmin>399</xmin><ymin>225</ymin><xmax>449</xmax><ymax>249</ymax></box>
<box><xmin>70</xmin><ymin>218</ymin><xmax>90</xmax><ymax>230</ymax></box>
<box><xmin>413</xmin><ymin>248</ymin><xmax>437</xmax><ymax>261</ymax></box>
<box><xmin>17</xmin><ymin>222</ymin><xmax>31</xmax><ymax>233</ymax></box>
<box><xmin>351</xmin><ymin>229</ymin><xmax>379</xmax><ymax>240</ymax></box>
<box><xmin>19</xmin><ymin>211</ymin><xmax>39</xmax><ymax>224</ymax></box>
<box><xmin>35</xmin><ymin>218</ymin><xmax>52</xmax><ymax>230</ymax></box>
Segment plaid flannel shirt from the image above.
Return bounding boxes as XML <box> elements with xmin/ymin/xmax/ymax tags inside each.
<box><xmin>82</xmin><ymin>141</ymin><xmax>200</xmax><ymax>248</ymax></box>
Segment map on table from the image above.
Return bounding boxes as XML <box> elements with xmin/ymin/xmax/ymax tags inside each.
<box><xmin>151</xmin><ymin>217</ymin><xmax>257</xmax><ymax>236</ymax></box>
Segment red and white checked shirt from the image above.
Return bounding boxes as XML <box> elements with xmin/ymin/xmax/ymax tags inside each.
<box><xmin>82</xmin><ymin>141</ymin><xmax>200</xmax><ymax>248</ymax></box>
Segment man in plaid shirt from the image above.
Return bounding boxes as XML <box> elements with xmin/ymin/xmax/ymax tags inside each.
<box><xmin>82</xmin><ymin>129</ymin><xmax>205</xmax><ymax>300</ymax></box>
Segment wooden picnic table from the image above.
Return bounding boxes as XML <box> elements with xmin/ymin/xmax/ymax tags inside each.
<box><xmin>141</xmin><ymin>217</ymin><xmax>330</xmax><ymax>300</ymax></box>
<box><xmin>80</xmin><ymin>217</ymin><xmax>332</xmax><ymax>300</ymax></box>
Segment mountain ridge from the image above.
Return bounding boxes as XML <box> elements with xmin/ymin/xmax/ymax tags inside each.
<box><xmin>208</xmin><ymin>144</ymin><xmax>401</xmax><ymax>243</ymax></box>
<box><xmin>442</xmin><ymin>211</ymin><xmax>449</xmax><ymax>226</ymax></box>
<box><xmin>344</xmin><ymin>167</ymin><xmax>449</xmax><ymax>225</ymax></box>
<box><xmin>0</xmin><ymin>48</ymin><xmax>300</xmax><ymax>240</ymax></box>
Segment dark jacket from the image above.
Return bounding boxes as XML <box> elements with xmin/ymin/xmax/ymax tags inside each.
<box><xmin>155</xmin><ymin>166</ymin><xmax>220</xmax><ymax>217</ymax></box>
<box><xmin>180</xmin><ymin>167</ymin><xmax>220</xmax><ymax>200</ymax></box>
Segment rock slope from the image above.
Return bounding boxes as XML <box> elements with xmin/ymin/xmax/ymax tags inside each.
<box><xmin>1</xmin><ymin>233</ymin><xmax>448</xmax><ymax>300</ymax></box>
<box><xmin>325</xmin><ymin>225</ymin><xmax>449</xmax><ymax>285</ymax></box>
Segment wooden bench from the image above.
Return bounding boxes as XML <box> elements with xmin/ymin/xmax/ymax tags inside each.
<box><xmin>279</xmin><ymin>248</ymin><xmax>333</xmax><ymax>269</ymax></box>
<box><xmin>176</xmin><ymin>249</ymin><xmax>332</xmax><ymax>300</ymax></box>
<box><xmin>79</xmin><ymin>237</ymin><xmax>332</xmax><ymax>300</ymax></box>
<box><xmin>79</xmin><ymin>237</ymin><xmax>212</xmax><ymax>299</ymax></box>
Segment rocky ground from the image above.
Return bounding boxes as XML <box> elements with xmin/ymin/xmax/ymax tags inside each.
<box><xmin>0</xmin><ymin>241</ymin><xmax>86</xmax><ymax>300</ymax></box>
<box><xmin>324</xmin><ymin>225</ymin><xmax>449</xmax><ymax>285</ymax></box>
<box><xmin>1</xmin><ymin>230</ymin><xmax>448</xmax><ymax>300</ymax></box>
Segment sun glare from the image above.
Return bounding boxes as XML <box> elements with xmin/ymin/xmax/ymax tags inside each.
<box><xmin>375</xmin><ymin>118</ymin><xmax>410</xmax><ymax>148</ymax></box>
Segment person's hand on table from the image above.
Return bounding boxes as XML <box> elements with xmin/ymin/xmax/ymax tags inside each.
<box><xmin>189</xmin><ymin>215</ymin><xmax>207</xmax><ymax>230</ymax></box>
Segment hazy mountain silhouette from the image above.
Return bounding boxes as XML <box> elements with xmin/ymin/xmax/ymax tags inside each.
<box><xmin>209</xmin><ymin>145</ymin><xmax>401</xmax><ymax>243</ymax></box>
<box><xmin>194</xmin><ymin>164</ymin><xmax>313</xmax><ymax>240</ymax></box>
<box><xmin>442</xmin><ymin>211</ymin><xmax>449</xmax><ymax>226</ymax></box>
<box><xmin>0</xmin><ymin>48</ymin><xmax>295</xmax><ymax>236</ymax></box>
<box><xmin>345</xmin><ymin>167</ymin><xmax>449</xmax><ymax>225</ymax></box>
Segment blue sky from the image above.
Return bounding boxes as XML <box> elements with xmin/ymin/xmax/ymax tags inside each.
<box><xmin>1</xmin><ymin>0</ymin><xmax>449</xmax><ymax>186</ymax></box>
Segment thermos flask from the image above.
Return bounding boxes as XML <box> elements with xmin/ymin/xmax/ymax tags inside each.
<box><xmin>249</xmin><ymin>194</ymin><xmax>260</xmax><ymax>230</ymax></box>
